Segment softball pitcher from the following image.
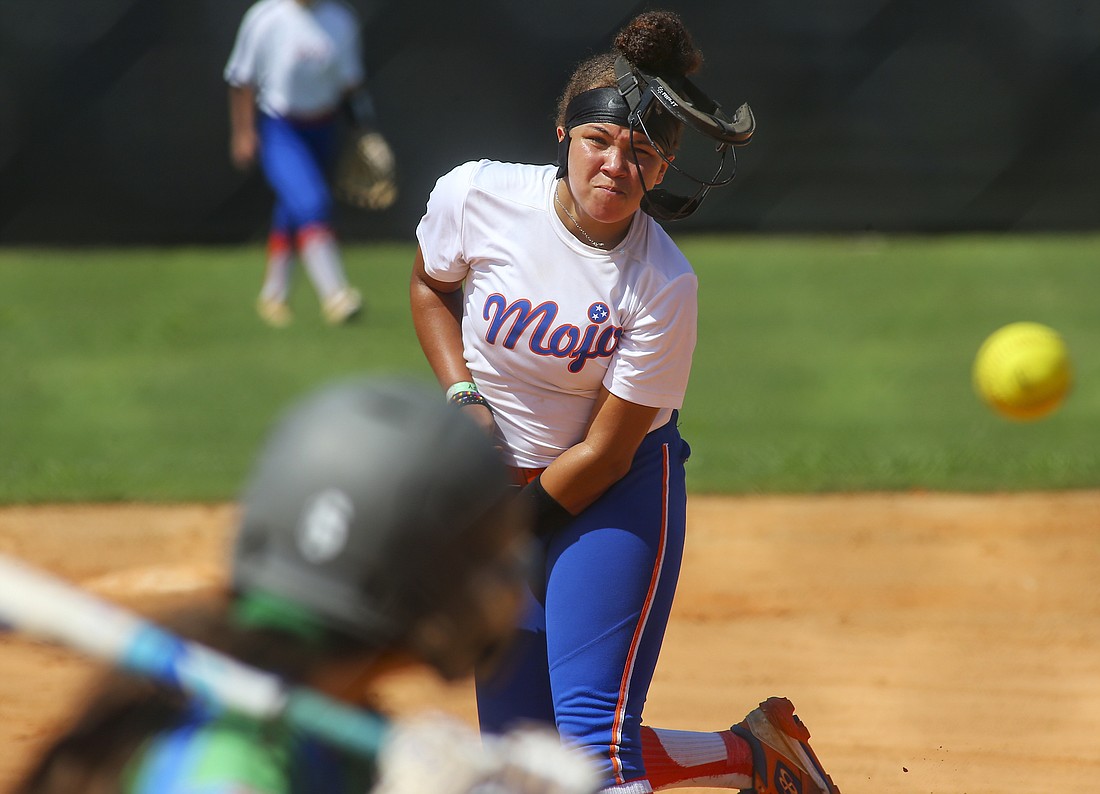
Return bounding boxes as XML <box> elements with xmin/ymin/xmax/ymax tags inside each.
<box><xmin>410</xmin><ymin>10</ymin><xmax>840</xmax><ymax>794</ymax></box>
<box><xmin>225</xmin><ymin>0</ymin><xmax>367</xmax><ymax>326</ymax></box>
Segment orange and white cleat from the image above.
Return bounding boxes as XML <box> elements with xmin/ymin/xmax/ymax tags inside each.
<box><xmin>730</xmin><ymin>697</ymin><xmax>840</xmax><ymax>794</ymax></box>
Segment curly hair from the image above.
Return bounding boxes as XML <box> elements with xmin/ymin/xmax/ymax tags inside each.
<box><xmin>555</xmin><ymin>10</ymin><xmax>703</xmax><ymax>127</ymax></box>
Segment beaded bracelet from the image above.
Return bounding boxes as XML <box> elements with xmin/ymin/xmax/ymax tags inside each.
<box><xmin>449</xmin><ymin>389</ymin><xmax>492</xmax><ymax>412</ymax></box>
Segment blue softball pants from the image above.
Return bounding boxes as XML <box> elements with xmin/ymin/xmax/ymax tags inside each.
<box><xmin>477</xmin><ymin>415</ymin><xmax>690</xmax><ymax>787</ymax></box>
<box><xmin>257</xmin><ymin>113</ymin><xmax>337</xmax><ymax>235</ymax></box>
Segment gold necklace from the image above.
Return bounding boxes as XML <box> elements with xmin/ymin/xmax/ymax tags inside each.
<box><xmin>554</xmin><ymin>184</ymin><xmax>606</xmax><ymax>249</ymax></box>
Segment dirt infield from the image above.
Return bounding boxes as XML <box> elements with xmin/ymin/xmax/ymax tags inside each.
<box><xmin>1</xmin><ymin>493</ymin><xmax>1098</xmax><ymax>793</ymax></box>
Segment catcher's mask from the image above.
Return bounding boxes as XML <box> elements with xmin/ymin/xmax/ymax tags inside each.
<box><xmin>232</xmin><ymin>377</ymin><xmax>532</xmax><ymax>680</ymax></box>
<box><xmin>556</xmin><ymin>55</ymin><xmax>755</xmax><ymax>221</ymax></box>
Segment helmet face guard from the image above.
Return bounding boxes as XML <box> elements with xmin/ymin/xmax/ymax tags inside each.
<box><xmin>556</xmin><ymin>58</ymin><xmax>755</xmax><ymax>222</ymax></box>
<box><xmin>613</xmin><ymin>56</ymin><xmax>755</xmax><ymax>221</ymax></box>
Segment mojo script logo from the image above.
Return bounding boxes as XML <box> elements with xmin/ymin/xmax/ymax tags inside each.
<box><xmin>482</xmin><ymin>295</ymin><xmax>622</xmax><ymax>372</ymax></box>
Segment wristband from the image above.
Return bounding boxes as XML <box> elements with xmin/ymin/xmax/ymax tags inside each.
<box><xmin>519</xmin><ymin>474</ymin><xmax>575</xmax><ymax>539</ymax></box>
<box><xmin>446</xmin><ymin>381</ymin><xmax>480</xmax><ymax>401</ymax></box>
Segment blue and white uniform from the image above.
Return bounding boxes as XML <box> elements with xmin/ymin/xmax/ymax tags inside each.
<box><xmin>225</xmin><ymin>0</ymin><xmax>364</xmax><ymax>320</ymax></box>
<box><xmin>417</xmin><ymin>159</ymin><xmax>697</xmax><ymax>788</ymax></box>
<box><xmin>225</xmin><ymin>0</ymin><xmax>362</xmax><ymax>231</ymax></box>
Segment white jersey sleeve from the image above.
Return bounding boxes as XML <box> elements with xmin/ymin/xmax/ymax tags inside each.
<box><xmin>224</xmin><ymin>0</ymin><xmax>272</xmax><ymax>88</ymax></box>
<box><xmin>416</xmin><ymin>160</ymin><xmax>485</xmax><ymax>283</ymax></box>
<box><xmin>334</xmin><ymin>8</ymin><xmax>365</xmax><ymax>88</ymax></box>
<box><xmin>315</xmin><ymin>0</ymin><xmax>364</xmax><ymax>90</ymax></box>
<box><xmin>604</xmin><ymin>270</ymin><xmax>697</xmax><ymax>409</ymax></box>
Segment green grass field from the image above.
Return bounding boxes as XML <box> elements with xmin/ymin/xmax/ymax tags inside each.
<box><xmin>1</xmin><ymin>235</ymin><xmax>1096</xmax><ymax>502</ymax></box>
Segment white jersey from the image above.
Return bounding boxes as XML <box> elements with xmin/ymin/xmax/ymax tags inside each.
<box><xmin>224</xmin><ymin>0</ymin><xmax>364</xmax><ymax>119</ymax></box>
<box><xmin>417</xmin><ymin>160</ymin><xmax>698</xmax><ymax>469</ymax></box>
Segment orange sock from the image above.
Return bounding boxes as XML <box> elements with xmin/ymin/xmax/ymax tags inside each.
<box><xmin>261</xmin><ymin>230</ymin><xmax>294</xmax><ymax>302</ymax></box>
<box><xmin>640</xmin><ymin>727</ymin><xmax>753</xmax><ymax>790</ymax></box>
<box><xmin>267</xmin><ymin>230</ymin><xmax>293</xmax><ymax>261</ymax></box>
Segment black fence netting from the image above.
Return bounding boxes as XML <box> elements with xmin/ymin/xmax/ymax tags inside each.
<box><xmin>1</xmin><ymin>0</ymin><xmax>1097</xmax><ymax>244</ymax></box>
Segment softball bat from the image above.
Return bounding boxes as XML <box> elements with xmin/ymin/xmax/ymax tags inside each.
<box><xmin>0</xmin><ymin>553</ymin><xmax>388</xmax><ymax>757</ymax></box>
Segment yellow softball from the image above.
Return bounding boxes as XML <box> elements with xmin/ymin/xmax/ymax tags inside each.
<box><xmin>973</xmin><ymin>322</ymin><xmax>1072</xmax><ymax>421</ymax></box>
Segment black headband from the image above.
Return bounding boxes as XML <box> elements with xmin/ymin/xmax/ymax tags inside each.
<box><xmin>564</xmin><ymin>87</ymin><xmax>631</xmax><ymax>128</ymax></box>
<box><xmin>564</xmin><ymin>86</ymin><xmax>680</xmax><ymax>151</ymax></box>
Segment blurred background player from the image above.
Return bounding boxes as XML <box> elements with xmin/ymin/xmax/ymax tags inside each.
<box><xmin>410</xmin><ymin>9</ymin><xmax>838</xmax><ymax>794</ymax></box>
<box><xmin>225</xmin><ymin>0</ymin><xmax>374</xmax><ymax>327</ymax></box>
<box><xmin>13</xmin><ymin>377</ymin><xmax>596</xmax><ymax>794</ymax></box>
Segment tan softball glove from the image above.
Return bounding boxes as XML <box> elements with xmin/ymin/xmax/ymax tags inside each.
<box><xmin>335</xmin><ymin>128</ymin><xmax>398</xmax><ymax>211</ymax></box>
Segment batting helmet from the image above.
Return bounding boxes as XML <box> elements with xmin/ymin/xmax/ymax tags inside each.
<box><xmin>232</xmin><ymin>377</ymin><xmax>530</xmax><ymax>679</ymax></box>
